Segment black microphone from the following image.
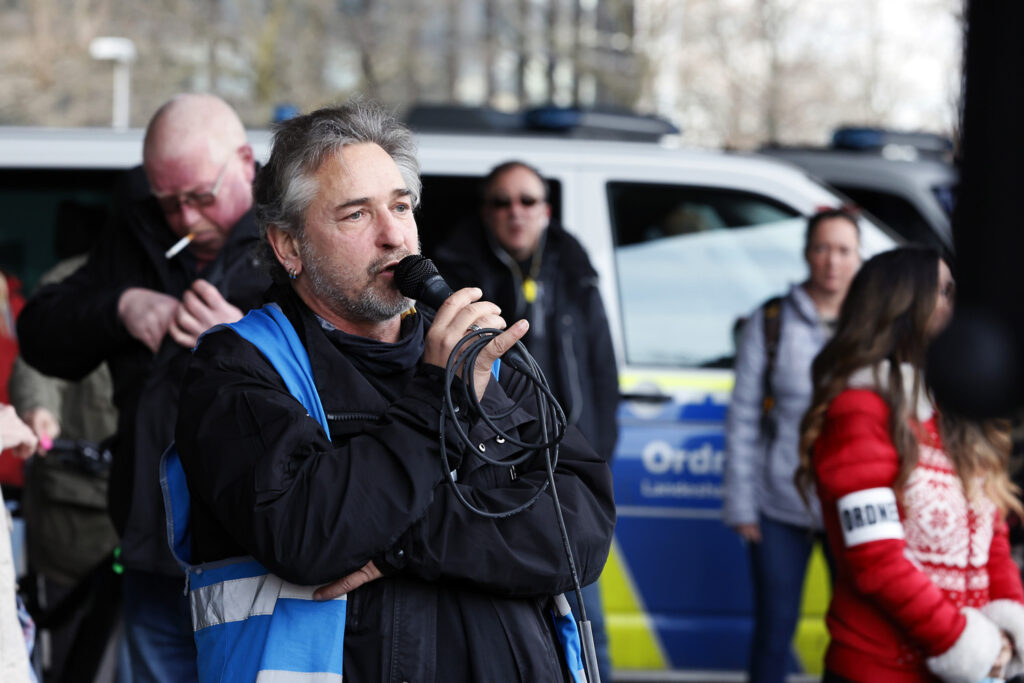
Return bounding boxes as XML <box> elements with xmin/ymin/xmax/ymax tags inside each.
<box><xmin>395</xmin><ymin>254</ymin><xmax>532</xmax><ymax>373</ymax></box>
<box><xmin>394</xmin><ymin>254</ymin><xmax>453</xmax><ymax>310</ymax></box>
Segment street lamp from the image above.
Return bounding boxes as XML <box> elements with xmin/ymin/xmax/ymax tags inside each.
<box><xmin>89</xmin><ymin>37</ymin><xmax>137</xmax><ymax>129</ymax></box>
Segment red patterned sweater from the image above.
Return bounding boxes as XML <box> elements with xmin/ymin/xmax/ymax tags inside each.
<box><xmin>814</xmin><ymin>367</ymin><xmax>1024</xmax><ymax>683</ymax></box>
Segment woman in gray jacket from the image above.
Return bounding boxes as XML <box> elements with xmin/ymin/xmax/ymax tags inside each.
<box><xmin>723</xmin><ymin>208</ymin><xmax>861</xmax><ymax>683</ymax></box>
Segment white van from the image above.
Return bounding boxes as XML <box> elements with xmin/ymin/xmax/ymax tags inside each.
<box><xmin>0</xmin><ymin>122</ymin><xmax>896</xmax><ymax>681</ymax></box>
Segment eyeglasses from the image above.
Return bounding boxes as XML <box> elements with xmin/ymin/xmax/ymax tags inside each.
<box><xmin>153</xmin><ymin>157</ymin><xmax>232</xmax><ymax>215</ymax></box>
<box><xmin>485</xmin><ymin>195</ymin><xmax>542</xmax><ymax>210</ymax></box>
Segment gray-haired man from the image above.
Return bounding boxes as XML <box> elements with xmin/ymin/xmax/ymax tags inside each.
<box><xmin>173</xmin><ymin>101</ymin><xmax>615</xmax><ymax>681</ymax></box>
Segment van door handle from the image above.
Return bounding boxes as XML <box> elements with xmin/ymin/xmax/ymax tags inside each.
<box><xmin>620</xmin><ymin>391</ymin><xmax>672</xmax><ymax>404</ymax></box>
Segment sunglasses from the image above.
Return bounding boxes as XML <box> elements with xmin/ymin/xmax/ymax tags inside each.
<box><xmin>154</xmin><ymin>156</ymin><xmax>232</xmax><ymax>215</ymax></box>
<box><xmin>486</xmin><ymin>195</ymin><xmax>542</xmax><ymax>209</ymax></box>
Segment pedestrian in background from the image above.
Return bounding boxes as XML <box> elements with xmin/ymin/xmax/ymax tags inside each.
<box><xmin>723</xmin><ymin>208</ymin><xmax>861</xmax><ymax>683</ymax></box>
<box><xmin>798</xmin><ymin>247</ymin><xmax>1024</xmax><ymax>681</ymax></box>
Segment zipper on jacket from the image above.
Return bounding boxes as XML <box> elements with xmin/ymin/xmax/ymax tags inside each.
<box><xmin>326</xmin><ymin>412</ymin><xmax>383</xmax><ymax>423</ymax></box>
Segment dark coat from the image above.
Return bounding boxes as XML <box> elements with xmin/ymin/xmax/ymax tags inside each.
<box><xmin>433</xmin><ymin>219</ymin><xmax>620</xmax><ymax>462</ymax></box>
<box><xmin>16</xmin><ymin>165</ymin><xmax>270</xmax><ymax>575</ymax></box>
<box><xmin>174</xmin><ymin>285</ymin><xmax>616</xmax><ymax>682</ymax></box>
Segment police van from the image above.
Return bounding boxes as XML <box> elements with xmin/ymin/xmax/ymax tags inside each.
<box><xmin>0</xmin><ymin>110</ymin><xmax>897</xmax><ymax>681</ymax></box>
<box><xmin>760</xmin><ymin>127</ymin><xmax>956</xmax><ymax>254</ymax></box>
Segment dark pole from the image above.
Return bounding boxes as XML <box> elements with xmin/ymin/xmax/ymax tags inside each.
<box><xmin>928</xmin><ymin>0</ymin><xmax>1024</xmax><ymax>417</ymax></box>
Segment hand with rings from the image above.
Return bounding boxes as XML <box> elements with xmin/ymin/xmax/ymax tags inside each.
<box><xmin>424</xmin><ymin>287</ymin><xmax>528</xmax><ymax>400</ymax></box>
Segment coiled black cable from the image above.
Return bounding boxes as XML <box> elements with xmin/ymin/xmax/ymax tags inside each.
<box><xmin>395</xmin><ymin>254</ymin><xmax>599</xmax><ymax>679</ymax></box>
<box><xmin>437</xmin><ymin>326</ymin><xmax>590</xmax><ymax>625</ymax></box>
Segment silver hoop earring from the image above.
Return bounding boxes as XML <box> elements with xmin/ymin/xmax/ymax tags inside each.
<box><xmin>287</xmin><ymin>267</ymin><xmax>297</xmax><ymax>280</ymax></box>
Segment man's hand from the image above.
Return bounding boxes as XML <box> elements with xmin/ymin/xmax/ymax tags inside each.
<box><xmin>732</xmin><ymin>523</ymin><xmax>762</xmax><ymax>544</ymax></box>
<box><xmin>423</xmin><ymin>287</ymin><xmax>529</xmax><ymax>400</ymax></box>
<box><xmin>0</xmin><ymin>404</ymin><xmax>38</xmax><ymax>460</ymax></box>
<box><xmin>313</xmin><ymin>561</ymin><xmax>382</xmax><ymax>601</ymax></box>
<box><xmin>168</xmin><ymin>279</ymin><xmax>243</xmax><ymax>349</ymax></box>
<box><xmin>23</xmin><ymin>407</ymin><xmax>60</xmax><ymax>454</ymax></box>
<box><xmin>119</xmin><ymin>287</ymin><xmax>180</xmax><ymax>353</ymax></box>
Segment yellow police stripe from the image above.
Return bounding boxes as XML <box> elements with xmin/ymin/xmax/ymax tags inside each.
<box><xmin>619</xmin><ymin>370</ymin><xmax>734</xmax><ymax>394</ymax></box>
<box><xmin>600</xmin><ymin>536</ymin><xmax>668</xmax><ymax>670</ymax></box>
<box><xmin>793</xmin><ymin>544</ymin><xmax>831</xmax><ymax>674</ymax></box>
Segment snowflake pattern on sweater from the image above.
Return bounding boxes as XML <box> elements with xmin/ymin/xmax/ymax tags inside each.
<box><xmin>902</xmin><ymin>440</ymin><xmax>996</xmax><ymax>603</ymax></box>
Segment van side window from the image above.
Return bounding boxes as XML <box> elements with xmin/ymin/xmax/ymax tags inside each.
<box><xmin>0</xmin><ymin>169</ymin><xmax>119</xmax><ymax>292</ymax></box>
<box><xmin>607</xmin><ymin>182</ymin><xmax>803</xmax><ymax>369</ymax></box>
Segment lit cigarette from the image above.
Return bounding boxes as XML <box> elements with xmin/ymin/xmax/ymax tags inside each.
<box><xmin>164</xmin><ymin>233</ymin><xmax>195</xmax><ymax>259</ymax></box>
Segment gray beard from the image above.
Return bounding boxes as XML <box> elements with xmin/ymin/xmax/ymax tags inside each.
<box><xmin>301</xmin><ymin>244</ymin><xmax>409</xmax><ymax>324</ymax></box>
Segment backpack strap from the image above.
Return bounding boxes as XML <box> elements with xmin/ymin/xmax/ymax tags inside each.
<box><xmin>760</xmin><ymin>296</ymin><xmax>784</xmax><ymax>439</ymax></box>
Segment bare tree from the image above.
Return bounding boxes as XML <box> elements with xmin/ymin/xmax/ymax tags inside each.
<box><xmin>0</xmin><ymin>0</ymin><xmax>960</xmax><ymax>147</ymax></box>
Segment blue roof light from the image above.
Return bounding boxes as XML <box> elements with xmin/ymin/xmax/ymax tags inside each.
<box><xmin>405</xmin><ymin>104</ymin><xmax>678</xmax><ymax>142</ymax></box>
<box><xmin>525</xmin><ymin>107</ymin><xmax>583</xmax><ymax>131</ymax></box>
<box><xmin>832</xmin><ymin>127</ymin><xmax>886</xmax><ymax>150</ymax></box>
<box><xmin>832</xmin><ymin>126</ymin><xmax>953</xmax><ymax>156</ymax></box>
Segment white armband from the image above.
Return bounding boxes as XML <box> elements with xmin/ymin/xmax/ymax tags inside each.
<box><xmin>836</xmin><ymin>487</ymin><xmax>904</xmax><ymax>547</ymax></box>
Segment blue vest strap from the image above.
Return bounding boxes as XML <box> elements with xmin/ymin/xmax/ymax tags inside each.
<box><xmin>226</xmin><ymin>303</ymin><xmax>330</xmax><ymax>439</ymax></box>
<box><xmin>553</xmin><ymin>593</ymin><xmax>588</xmax><ymax>683</ymax></box>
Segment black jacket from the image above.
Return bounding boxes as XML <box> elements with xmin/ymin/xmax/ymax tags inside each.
<box><xmin>175</xmin><ymin>285</ymin><xmax>615</xmax><ymax>682</ymax></box>
<box><xmin>433</xmin><ymin>219</ymin><xmax>620</xmax><ymax>462</ymax></box>
<box><xmin>16</xmin><ymin>165</ymin><xmax>270</xmax><ymax>575</ymax></box>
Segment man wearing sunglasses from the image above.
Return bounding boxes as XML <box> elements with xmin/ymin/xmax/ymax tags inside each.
<box><xmin>17</xmin><ymin>93</ymin><xmax>270</xmax><ymax>682</ymax></box>
<box><xmin>433</xmin><ymin>160</ymin><xmax>619</xmax><ymax>683</ymax></box>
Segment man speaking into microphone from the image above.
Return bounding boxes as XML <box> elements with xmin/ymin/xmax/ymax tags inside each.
<box><xmin>172</xmin><ymin>101</ymin><xmax>615</xmax><ymax>682</ymax></box>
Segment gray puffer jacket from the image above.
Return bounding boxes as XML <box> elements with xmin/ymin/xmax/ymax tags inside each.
<box><xmin>722</xmin><ymin>283</ymin><xmax>828</xmax><ymax>530</ymax></box>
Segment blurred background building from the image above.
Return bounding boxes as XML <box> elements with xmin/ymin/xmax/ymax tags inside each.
<box><xmin>0</xmin><ymin>0</ymin><xmax>961</xmax><ymax>148</ymax></box>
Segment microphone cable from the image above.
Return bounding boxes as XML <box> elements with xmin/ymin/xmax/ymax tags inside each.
<box><xmin>437</xmin><ymin>325</ymin><xmax>600</xmax><ymax>682</ymax></box>
<box><xmin>395</xmin><ymin>253</ymin><xmax>602</xmax><ymax>682</ymax></box>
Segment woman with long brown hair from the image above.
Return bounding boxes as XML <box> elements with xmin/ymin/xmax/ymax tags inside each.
<box><xmin>797</xmin><ymin>247</ymin><xmax>1024</xmax><ymax>682</ymax></box>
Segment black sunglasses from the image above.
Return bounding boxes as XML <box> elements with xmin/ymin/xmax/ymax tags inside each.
<box><xmin>486</xmin><ymin>195</ymin><xmax>542</xmax><ymax>209</ymax></box>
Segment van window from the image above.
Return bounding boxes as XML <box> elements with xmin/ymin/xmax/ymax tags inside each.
<box><xmin>608</xmin><ymin>182</ymin><xmax>804</xmax><ymax>368</ymax></box>
<box><xmin>0</xmin><ymin>169</ymin><xmax>119</xmax><ymax>292</ymax></box>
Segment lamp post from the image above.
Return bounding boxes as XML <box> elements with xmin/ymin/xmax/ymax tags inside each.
<box><xmin>89</xmin><ymin>37</ymin><xmax>137</xmax><ymax>129</ymax></box>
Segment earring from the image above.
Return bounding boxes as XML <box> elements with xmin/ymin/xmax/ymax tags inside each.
<box><xmin>287</xmin><ymin>266</ymin><xmax>297</xmax><ymax>280</ymax></box>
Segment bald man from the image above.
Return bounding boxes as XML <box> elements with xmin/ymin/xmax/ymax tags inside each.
<box><xmin>17</xmin><ymin>93</ymin><xmax>270</xmax><ymax>682</ymax></box>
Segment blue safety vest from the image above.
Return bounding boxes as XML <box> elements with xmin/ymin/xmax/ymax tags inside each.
<box><xmin>161</xmin><ymin>303</ymin><xmax>587</xmax><ymax>683</ymax></box>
